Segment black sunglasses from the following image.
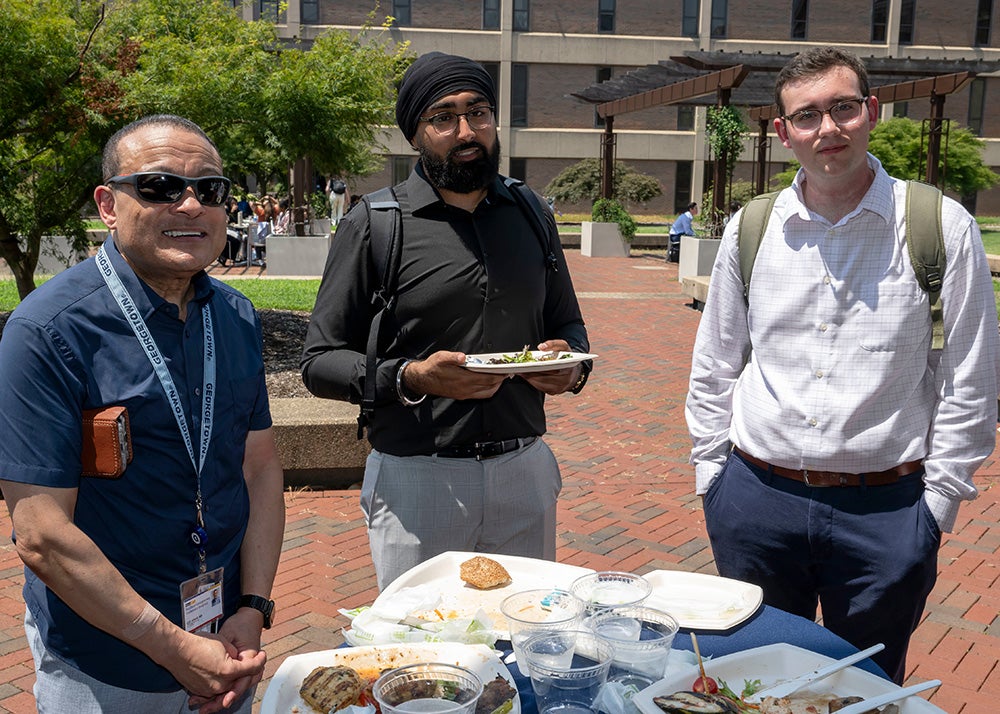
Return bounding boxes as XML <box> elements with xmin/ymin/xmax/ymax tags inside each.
<box><xmin>105</xmin><ymin>172</ymin><xmax>231</xmax><ymax>207</ymax></box>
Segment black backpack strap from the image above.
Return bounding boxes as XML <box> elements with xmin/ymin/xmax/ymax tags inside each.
<box><xmin>358</xmin><ymin>186</ymin><xmax>403</xmax><ymax>438</ymax></box>
<box><xmin>504</xmin><ymin>176</ymin><xmax>559</xmax><ymax>273</ymax></box>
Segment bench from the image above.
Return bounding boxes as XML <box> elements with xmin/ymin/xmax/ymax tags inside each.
<box><xmin>270</xmin><ymin>397</ymin><xmax>370</xmax><ymax>489</ymax></box>
<box><xmin>681</xmin><ymin>275</ymin><xmax>711</xmax><ymax>311</ymax></box>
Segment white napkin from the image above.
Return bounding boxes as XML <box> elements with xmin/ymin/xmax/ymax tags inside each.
<box><xmin>340</xmin><ymin>584</ymin><xmax>500</xmax><ymax>646</ymax></box>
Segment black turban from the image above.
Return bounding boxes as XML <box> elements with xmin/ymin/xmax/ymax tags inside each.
<box><xmin>396</xmin><ymin>52</ymin><xmax>497</xmax><ymax>142</ymax></box>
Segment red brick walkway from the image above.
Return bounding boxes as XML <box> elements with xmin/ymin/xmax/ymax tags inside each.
<box><xmin>0</xmin><ymin>251</ymin><xmax>996</xmax><ymax>713</ymax></box>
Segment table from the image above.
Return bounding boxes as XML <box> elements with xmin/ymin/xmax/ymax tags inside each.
<box><xmin>503</xmin><ymin>604</ymin><xmax>890</xmax><ymax>714</ymax></box>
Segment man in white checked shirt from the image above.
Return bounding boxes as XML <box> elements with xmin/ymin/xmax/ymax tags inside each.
<box><xmin>685</xmin><ymin>47</ymin><xmax>999</xmax><ymax>684</ymax></box>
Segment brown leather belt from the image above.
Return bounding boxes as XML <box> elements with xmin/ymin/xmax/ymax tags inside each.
<box><xmin>733</xmin><ymin>447</ymin><xmax>923</xmax><ymax>487</ymax></box>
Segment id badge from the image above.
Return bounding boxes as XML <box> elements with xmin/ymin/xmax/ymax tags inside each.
<box><xmin>180</xmin><ymin>566</ymin><xmax>224</xmax><ymax>633</ymax></box>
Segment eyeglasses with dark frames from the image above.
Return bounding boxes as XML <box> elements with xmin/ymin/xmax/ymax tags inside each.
<box><xmin>105</xmin><ymin>172</ymin><xmax>231</xmax><ymax>207</ymax></box>
<box><xmin>782</xmin><ymin>97</ymin><xmax>870</xmax><ymax>133</ymax></box>
<box><xmin>418</xmin><ymin>105</ymin><xmax>496</xmax><ymax>135</ymax></box>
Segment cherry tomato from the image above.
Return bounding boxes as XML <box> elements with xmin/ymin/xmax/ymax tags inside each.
<box><xmin>692</xmin><ymin>676</ymin><xmax>719</xmax><ymax>694</ymax></box>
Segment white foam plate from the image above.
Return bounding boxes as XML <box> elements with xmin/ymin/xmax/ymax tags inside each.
<box><xmin>260</xmin><ymin>642</ymin><xmax>519</xmax><ymax>714</ymax></box>
<box><xmin>463</xmin><ymin>351</ymin><xmax>597</xmax><ymax>374</ymax></box>
<box><xmin>633</xmin><ymin>643</ymin><xmax>944</xmax><ymax>714</ymax></box>
<box><xmin>642</xmin><ymin>569</ymin><xmax>764</xmax><ymax>630</ymax></box>
<box><xmin>374</xmin><ymin>551</ymin><xmax>595</xmax><ymax>639</ymax></box>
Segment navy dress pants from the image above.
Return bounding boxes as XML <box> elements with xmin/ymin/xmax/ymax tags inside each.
<box><xmin>703</xmin><ymin>450</ymin><xmax>941</xmax><ymax>683</ymax></box>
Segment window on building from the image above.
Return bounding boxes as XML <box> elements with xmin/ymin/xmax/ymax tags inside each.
<box><xmin>259</xmin><ymin>0</ymin><xmax>279</xmax><ymax>22</ymax></box>
<box><xmin>791</xmin><ymin>0</ymin><xmax>808</xmax><ymax>39</ymax></box>
<box><xmin>710</xmin><ymin>0</ymin><xmax>728</xmax><ymax>38</ymax></box>
<box><xmin>678</xmin><ymin>106</ymin><xmax>695</xmax><ymax>131</ymax></box>
<box><xmin>482</xmin><ymin>62</ymin><xmax>501</xmax><ymax>116</ymax></box>
<box><xmin>513</xmin><ymin>0</ymin><xmax>530</xmax><ymax>31</ymax></box>
<box><xmin>871</xmin><ymin>0</ymin><xmax>887</xmax><ymax>42</ymax></box>
<box><xmin>675</xmin><ymin>161</ymin><xmax>693</xmax><ymax>213</ymax></box>
<box><xmin>483</xmin><ymin>0</ymin><xmax>500</xmax><ymax>30</ymax></box>
<box><xmin>968</xmin><ymin>78</ymin><xmax>986</xmax><ymax>135</ymax></box>
<box><xmin>301</xmin><ymin>0</ymin><xmax>318</xmax><ymax>23</ymax></box>
<box><xmin>511</xmin><ymin>64</ymin><xmax>528</xmax><ymax>127</ymax></box>
<box><xmin>893</xmin><ymin>101</ymin><xmax>909</xmax><ymax>118</ymax></box>
<box><xmin>598</xmin><ymin>0</ymin><xmax>616</xmax><ymax>33</ymax></box>
<box><xmin>392</xmin><ymin>0</ymin><xmax>411</xmax><ymax>26</ymax></box>
<box><xmin>509</xmin><ymin>158</ymin><xmax>527</xmax><ymax>182</ymax></box>
<box><xmin>595</xmin><ymin>67</ymin><xmax>612</xmax><ymax>128</ymax></box>
<box><xmin>682</xmin><ymin>0</ymin><xmax>699</xmax><ymax>35</ymax></box>
<box><xmin>898</xmin><ymin>0</ymin><xmax>914</xmax><ymax>43</ymax></box>
<box><xmin>976</xmin><ymin>0</ymin><xmax>993</xmax><ymax>44</ymax></box>
<box><xmin>392</xmin><ymin>157</ymin><xmax>413</xmax><ymax>185</ymax></box>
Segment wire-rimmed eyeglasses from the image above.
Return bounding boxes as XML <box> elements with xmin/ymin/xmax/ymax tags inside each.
<box><xmin>418</xmin><ymin>105</ymin><xmax>496</xmax><ymax>135</ymax></box>
<box><xmin>782</xmin><ymin>97</ymin><xmax>870</xmax><ymax>133</ymax></box>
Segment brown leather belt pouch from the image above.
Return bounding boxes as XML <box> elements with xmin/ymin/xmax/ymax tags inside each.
<box><xmin>81</xmin><ymin>406</ymin><xmax>133</xmax><ymax>479</ymax></box>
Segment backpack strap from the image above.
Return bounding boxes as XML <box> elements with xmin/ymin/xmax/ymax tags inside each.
<box><xmin>905</xmin><ymin>180</ymin><xmax>946</xmax><ymax>350</ymax></box>
<box><xmin>504</xmin><ymin>176</ymin><xmax>559</xmax><ymax>273</ymax></box>
<box><xmin>737</xmin><ymin>191</ymin><xmax>780</xmax><ymax>304</ymax></box>
<box><xmin>358</xmin><ymin>185</ymin><xmax>403</xmax><ymax>438</ymax></box>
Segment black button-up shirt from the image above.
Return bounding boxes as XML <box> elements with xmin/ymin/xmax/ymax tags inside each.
<box><xmin>301</xmin><ymin>165</ymin><xmax>589</xmax><ymax>455</ymax></box>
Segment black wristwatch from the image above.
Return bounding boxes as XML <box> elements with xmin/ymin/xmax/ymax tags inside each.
<box><xmin>238</xmin><ymin>594</ymin><xmax>275</xmax><ymax>629</ymax></box>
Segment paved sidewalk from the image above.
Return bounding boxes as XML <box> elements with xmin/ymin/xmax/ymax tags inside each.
<box><xmin>0</xmin><ymin>251</ymin><xmax>996</xmax><ymax>713</ymax></box>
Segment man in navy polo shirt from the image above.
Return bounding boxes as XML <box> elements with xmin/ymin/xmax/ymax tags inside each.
<box><xmin>0</xmin><ymin>115</ymin><xmax>285</xmax><ymax>713</ymax></box>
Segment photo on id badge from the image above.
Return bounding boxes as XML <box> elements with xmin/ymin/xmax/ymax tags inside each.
<box><xmin>181</xmin><ymin>566</ymin><xmax>225</xmax><ymax>633</ymax></box>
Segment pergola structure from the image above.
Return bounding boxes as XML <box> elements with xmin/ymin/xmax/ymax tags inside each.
<box><xmin>572</xmin><ymin>52</ymin><xmax>1000</xmax><ymax>214</ymax></box>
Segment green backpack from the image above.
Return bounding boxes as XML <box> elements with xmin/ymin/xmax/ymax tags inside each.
<box><xmin>737</xmin><ymin>180</ymin><xmax>946</xmax><ymax>350</ymax></box>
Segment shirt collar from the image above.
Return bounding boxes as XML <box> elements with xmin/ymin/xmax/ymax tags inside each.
<box><xmin>405</xmin><ymin>162</ymin><xmax>509</xmax><ymax>213</ymax></box>
<box><xmin>103</xmin><ymin>235</ymin><xmax>214</xmax><ymax>317</ymax></box>
<box><xmin>787</xmin><ymin>152</ymin><xmax>894</xmax><ymax>226</ymax></box>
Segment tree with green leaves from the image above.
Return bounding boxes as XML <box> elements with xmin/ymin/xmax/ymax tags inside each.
<box><xmin>0</xmin><ymin>0</ymin><xmax>408</xmax><ymax>297</ymax></box>
<box><xmin>544</xmin><ymin>158</ymin><xmax>661</xmax><ymax>208</ymax></box>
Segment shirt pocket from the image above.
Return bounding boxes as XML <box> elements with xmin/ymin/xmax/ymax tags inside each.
<box><xmin>857</xmin><ymin>282</ymin><xmax>929</xmax><ymax>353</ymax></box>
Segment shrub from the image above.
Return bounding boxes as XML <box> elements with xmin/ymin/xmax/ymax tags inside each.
<box><xmin>592</xmin><ymin>198</ymin><xmax>637</xmax><ymax>243</ymax></box>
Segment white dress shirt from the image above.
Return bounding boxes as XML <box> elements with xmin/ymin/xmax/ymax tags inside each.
<box><xmin>686</xmin><ymin>155</ymin><xmax>999</xmax><ymax>532</ymax></box>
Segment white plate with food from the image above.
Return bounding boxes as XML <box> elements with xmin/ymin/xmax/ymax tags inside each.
<box><xmin>642</xmin><ymin>569</ymin><xmax>764</xmax><ymax>630</ymax></box>
<box><xmin>463</xmin><ymin>350</ymin><xmax>597</xmax><ymax>374</ymax></box>
<box><xmin>375</xmin><ymin>551</ymin><xmax>595</xmax><ymax>639</ymax></box>
<box><xmin>261</xmin><ymin>642</ymin><xmax>520</xmax><ymax>714</ymax></box>
<box><xmin>633</xmin><ymin>643</ymin><xmax>944</xmax><ymax>714</ymax></box>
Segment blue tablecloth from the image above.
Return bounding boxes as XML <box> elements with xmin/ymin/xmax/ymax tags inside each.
<box><xmin>503</xmin><ymin>604</ymin><xmax>889</xmax><ymax>714</ymax></box>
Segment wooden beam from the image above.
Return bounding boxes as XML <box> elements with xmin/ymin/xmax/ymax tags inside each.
<box><xmin>597</xmin><ymin>65</ymin><xmax>749</xmax><ymax>118</ymax></box>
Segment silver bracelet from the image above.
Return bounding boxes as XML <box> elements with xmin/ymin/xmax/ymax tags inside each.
<box><xmin>396</xmin><ymin>360</ymin><xmax>427</xmax><ymax>406</ymax></box>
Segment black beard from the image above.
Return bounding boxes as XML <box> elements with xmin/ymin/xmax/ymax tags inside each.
<box><xmin>419</xmin><ymin>139</ymin><xmax>501</xmax><ymax>194</ymax></box>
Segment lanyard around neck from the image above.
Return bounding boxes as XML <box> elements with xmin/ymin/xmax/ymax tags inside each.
<box><xmin>96</xmin><ymin>245</ymin><xmax>216</xmax><ymax>569</ymax></box>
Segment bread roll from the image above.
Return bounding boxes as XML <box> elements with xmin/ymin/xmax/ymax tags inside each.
<box><xmin>300</xmin><ymin>665</ymin><xmax>365</xmax><ymax>713</ymax></box>
<box><xmin>460</xmin><ymin>556</ymin><xmax>512</xmax><ymax>589</ymax></box>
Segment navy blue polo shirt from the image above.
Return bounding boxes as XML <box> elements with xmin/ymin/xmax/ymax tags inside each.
<box><xmin>0</xmin><ymin>238</ymin><xmax>271</xmax><ymax>691</ymax></box>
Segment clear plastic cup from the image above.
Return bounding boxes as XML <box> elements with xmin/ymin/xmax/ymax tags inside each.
<box><xmin>584</xmin><ymin>606</ymin><xmax>680</xmax><ymax>689</ymax></box>
<box><xmin>373</xmin><ymin>662</ymin><xmax>484</xmax><ymax>714</ymax></box>
<box><xmin>520</xmin><ymin>629</ymin><xmax>615</xmax><ymax>714</ymax></box>
<box><xmin>568</xmin><ymin>572</ymin><xmax>652</xmax><ymax>614</ymax></box>
<box><xmin>501</xmin><ymin>589</ymin><xmax>585</xmax><ymax>674</ymax></box>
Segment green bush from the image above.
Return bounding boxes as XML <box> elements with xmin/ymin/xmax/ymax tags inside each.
<box><xmin>592</xmin><ymin>198</ymin><xmax>637</xmax><ymax>243</ymax></box>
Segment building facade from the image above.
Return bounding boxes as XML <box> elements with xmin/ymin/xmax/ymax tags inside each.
<box><xmin>245</xmin><ymin>0</ymin><xmax>1000</xmax><ymax>215</ymax></box>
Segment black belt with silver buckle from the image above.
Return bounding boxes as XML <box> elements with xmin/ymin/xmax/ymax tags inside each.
<box><xmin>437</xmin><ymin>437</ymin><xmax>536</xmax><ymax>460</ymax></box>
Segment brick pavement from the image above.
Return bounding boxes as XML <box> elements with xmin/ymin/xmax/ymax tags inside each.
<box><xmin>0</xmin><ymin>250</ymin><xmax>996</xmax><ymax>713</ymax></box>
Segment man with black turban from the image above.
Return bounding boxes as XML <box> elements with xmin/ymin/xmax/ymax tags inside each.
<box><xmin>302</xmin><ymin>52</ymin><xmax>591</xmax><ymax>589</ymax></box>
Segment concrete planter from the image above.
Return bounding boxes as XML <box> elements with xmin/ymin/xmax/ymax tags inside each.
<box><xmin>265</xmin><ymin>234</ymin><xmax>333</xmax><ymax>277</ymax></box>
<box><xmin>580</xmin><ymin>221</ymin><xmax>630</xmax><ymax>257</ymax></box>
<box><xmin>679</xmin><ymin>235</ymin><xmax>721</xmax><ymax>281</ymax></box>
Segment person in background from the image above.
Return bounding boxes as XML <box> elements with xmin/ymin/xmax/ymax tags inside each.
<box><xmin>667</xmin><ymin>201</ymin><xmax>698</xmax><ymax>262</ymax></box>
<box><xmin>0</xmin><ymin>114</ymin><xmax>285</xmax><ymax>712</ymax></box>
<box><xmin>723</xmin><ymin>199</ymin><xmax>741</xmax><ymax>226</ymax></box>
<box><xmin>301</xmin><ymin>52</ymin><xmax>591</xmax><ymax>590</ymax></box>
<box><xmin>327</xmin><ymin>177</ymin><xmax>349</xmax><ymax>225</ymax></box>
<box><xmin>274</xmin><ymin>197</ymin><xmax>291</xmax><ymax>235</ymax></box>
<box><xmin>685</xmin><ymin>47</ymin><xmax>999</xmax><ymax>682</ymax></box>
